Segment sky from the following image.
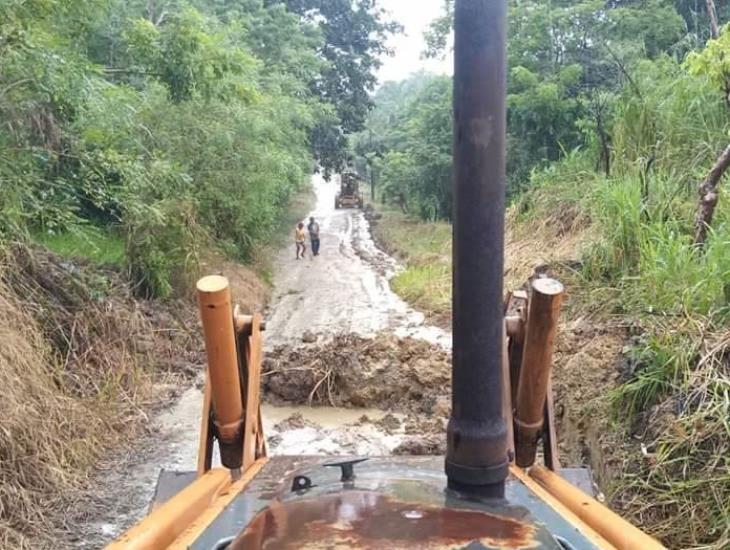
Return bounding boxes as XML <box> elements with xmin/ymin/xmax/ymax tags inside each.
<box><xmin>376</xmin><ymin>0</ymin><xmax>453</xmax><ymax>86</ymax></box>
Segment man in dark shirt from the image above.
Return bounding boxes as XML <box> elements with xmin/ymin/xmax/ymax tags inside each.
<box><xmin>307</xmin><ymin>217</ymin><xmax>321</xmax><ymax>256</ymax></box>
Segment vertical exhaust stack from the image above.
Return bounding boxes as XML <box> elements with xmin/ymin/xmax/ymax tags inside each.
<box><xmin>446</xmin><ymin>0</ymin><xmax>509</xmax><ymax>498</ymax></box>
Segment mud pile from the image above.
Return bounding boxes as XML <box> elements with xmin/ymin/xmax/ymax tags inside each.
<box><xmin>263</xmin><ymin>333</ymin><xmax>451</xmax><ymax>415</ymax></box>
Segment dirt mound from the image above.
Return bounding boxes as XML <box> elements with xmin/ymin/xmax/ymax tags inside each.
<box><xmin>274</xmin><ymin>412</ymin><xmax>319</xmax><ymax>431</ymax></box>
<box><xmin>392</xmin><ymin>435</ymin><xmax>445</xmax><ymax>456</ymax></box>
<box><xmin>263</xmin><ymin>333</ymin><xmax>451</xmax><ymax>414</ymax></box>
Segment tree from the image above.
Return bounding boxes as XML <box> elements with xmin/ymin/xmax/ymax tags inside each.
<box><xmin>1</xmin><ymin>0</ymin><xmax>326</xmax><ymax>294</ymax></box>
<box><xmin>706</xmin><ymin>0</ymin><xmax>720</xmax><ymax>38</ymax></box>
<box><xmin>354</xmin><ymin>74</ymin><xmax>452</xmax><ymax>220</ymax></box>
<box><xmin>693</xmin><ymin>144</ymin><xmax>730</xmax><ymax>246</ymax></box>
<box><xmin>686</xmin><ymin>24</ymin><xmax>730</xmax><ymax>106</ymax></box>
<box><xmin>419</xmin><ymin>0</ymin><xmax>687</xmax><ymax>194</ymax></box>
<box><xmin>266</xmin><ymin>0</ymin><xmax>400</xmax><ymax>176</ymax></box>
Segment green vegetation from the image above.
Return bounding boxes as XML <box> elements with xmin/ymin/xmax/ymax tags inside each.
<box><xmin>34</xmin><ymin>226</ymin><xmax>125</xmax><ymax>267</ymax></box>
<box><xmin>362</xmin><ymin>4</ymin><xmax>730</xmax><ymax>548</ymax></box>
<box><xmin>1</xmin><ymin>0</ymin><xmax>396</xmax><ymax>297</ymax></box>
<box><xmin>0</xmin><ymin>2</ymin><xmax>396</xmax><ymax>547</ymax></box>
<box><xmin>356</xmin><ymin>1</ymin><xmax>730</xmax><ymax>217</ymax></box>
<box><xmin>372</xmin><ymin>207</ymin><xmax>451</xmax><ymax>321</ymax></box>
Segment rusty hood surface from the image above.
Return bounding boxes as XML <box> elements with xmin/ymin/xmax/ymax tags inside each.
<box><xmin>184</xmin><ymin>456</ymin><xmax>602</xmax><ymax>549</ymax></box>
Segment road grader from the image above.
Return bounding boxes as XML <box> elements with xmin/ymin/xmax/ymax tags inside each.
<box><xmin>335</xmin><ymin>170</ymin><xmax>364</xmax><ymax>209</ymax></box>
<box><xmin>110</xmin><ymin>2</ymin><xmax>665</xmax><ymax>548</ymax></box>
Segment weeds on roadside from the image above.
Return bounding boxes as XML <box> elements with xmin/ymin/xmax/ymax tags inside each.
<box><xmin>546</xmin><ymin>157</ymin><xmax>730</xmax><ymax>547</ymax></box>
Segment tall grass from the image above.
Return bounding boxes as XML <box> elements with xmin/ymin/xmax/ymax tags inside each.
<box><xmin>33</xmin><ymin>225</ymin><xmax>125</xmax><ymax>267</ymax></box>
<box><xmin>0</xmin><ymin>245</ymin><xmax>193</xmax><ymax>548</ymax></box>
<box><xmin>583</xmin><ymin>172</ymin><xmax>730</xmax><ymax>318</ymax></box>
<box><xmin>506</xmin><ymin>56</ymin><xmax>730</xmax><ymax>542</ymax></box>
<box><xmin>532</xmin><ymin>146</ymin><xmax>730</xmax><ymax>546</ymax></box>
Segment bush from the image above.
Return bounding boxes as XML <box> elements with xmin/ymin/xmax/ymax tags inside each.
<box><xmin>125</xmin><ymin>200</ymin><xmax>203</xmax><ymax>299</ymax></box>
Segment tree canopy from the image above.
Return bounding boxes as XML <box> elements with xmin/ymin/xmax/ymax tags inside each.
<box><xmin>355</xmin><ymin>0</ymin><xmax>730</xmax><ymax>219</ymax></box>
<box><xmin>1</xmin><ymin>0</ymin><xmax>395</xmax><ymax>296</ymax></box>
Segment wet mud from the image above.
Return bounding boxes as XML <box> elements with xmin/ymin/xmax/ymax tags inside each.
<box><xmin>263</xmin><ymin>333</ymin><xmax>451</xmax><ymax>411</ymax></box>
<box><xmin>80</xmin><ymin>175</ymin><xmax>452</xmax><ymax>547</ymax></box>
<box><xmin>265</xmin><ymin>175</ymin><xmax>450</xmax><ymax>348</ymax></box>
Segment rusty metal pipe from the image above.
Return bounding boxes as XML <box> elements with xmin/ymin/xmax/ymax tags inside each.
<box><xmin>514</xmin><ymin>278</ymin><xmax>564</xmax><ymax>467</ymax></box>
<box><xmin>197</xmin><ymin>275</ymin><xmax>244</xmax><ymax>471</ymax></box>
<box><xmin>446</xmin><ymin>0</ymin><xmax>509</xmax><ymax>498</ymax></box>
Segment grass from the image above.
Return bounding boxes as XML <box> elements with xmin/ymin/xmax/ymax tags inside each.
<box><xmin>33</xmin><ymin>225</ymin><xmax>125</xmax><ymax>267</ymax></box>
<box><xmin>0</xmin><ymin>241</ymin><xmax>215</xmax><ymax>548</ymax></box>
<box><xmin>370</xmin><ymin>205</ymin><xmax>452</xmax><ymax>323</ymax></box>
<box><xmin>373</xmin><ymin>160</ymin><xmax>730</xmax><ymax>547</ymax></box>
<box><xmin>559</xmin><ymin>165</ymin><xmax>730</xmax><ymax>548</ymax></box>
<box><xmin>371</xmin><ymin>197</ymin><xmax>589</xmax><ymax>324</ymax></box>
<box><xmin>0</xmin><ymin>245</ymin><xmax>161</xmax><ymax>548</ymax></box>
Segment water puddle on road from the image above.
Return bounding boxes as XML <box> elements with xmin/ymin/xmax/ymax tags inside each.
<box><xmin>148</xmin><ymin>388</ymin><xmax>410</xmax><ymax>474</ymax></box>
<box><xmin>264</xmin><ymin>404</ymin><xmax>408</xmax><ymax>456</ymax></box>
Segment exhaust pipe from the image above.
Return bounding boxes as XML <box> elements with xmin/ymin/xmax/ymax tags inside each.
<box><xmin>446</xmin><ymin>0</ymin><xmax>509</xmax><ymax>498</ymax></box>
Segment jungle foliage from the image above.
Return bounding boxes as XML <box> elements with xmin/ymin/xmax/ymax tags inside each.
<box><xmin>355</xmin><ymin>0</ymin><xmax>730</xmax><ymax>220</ymax></box>
<box><xmin>1</xmin><ymin>0</ymin><xmax>395</xmax><ymax>297</ymax></box>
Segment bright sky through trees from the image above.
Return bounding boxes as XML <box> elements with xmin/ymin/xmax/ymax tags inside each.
<box><xmin>377</xmin><ymin>0</ymin><xmax>452</xmax><ymax>85</ymax></box>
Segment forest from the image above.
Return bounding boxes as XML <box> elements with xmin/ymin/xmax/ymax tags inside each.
<box><xmin>356</xmin><ymin>0</ymin><xmax>730</xmax><ymax>219</ymax></box>
<box><xmin>2</xmin><ymin>0</ymin><xmax>396</xmax><ymax>297</ymax></box>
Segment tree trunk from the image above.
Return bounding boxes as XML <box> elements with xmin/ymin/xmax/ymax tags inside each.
<box><xmin>694</xmin><ymin>144</ymin><xmax>730</xmax><ymax>247</ymax></box>
<box><xmin>706</xmin><ymin>0</ymin><xmax>719</xmax><ymax>39</ymax></box>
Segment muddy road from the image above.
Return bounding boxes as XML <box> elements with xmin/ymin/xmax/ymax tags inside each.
<box><xmin>266</xmin><ymin>174</ymin><xmax>448</xmax><ymax>346</ymax></box>
<box><xmin>76</xmin><ymin>175</ymin><xmax>450</xmax><ymax>547</ymax></box>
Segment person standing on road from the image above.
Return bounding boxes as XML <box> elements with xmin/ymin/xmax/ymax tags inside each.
<box><xmin>295</xmin><ymin>222</ymin><xmax>307</xmax><ymax>259</ymax></box>
<box><xmin>308</xmin><ymin>216</ymin><xmax>321</xmax><ymax>256</ymax></box>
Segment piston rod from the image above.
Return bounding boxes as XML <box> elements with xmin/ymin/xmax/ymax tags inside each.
<box><xmin>197</xmin><ymin>275</ymin><xmax>244</xmax><ymax>473</ymax></box>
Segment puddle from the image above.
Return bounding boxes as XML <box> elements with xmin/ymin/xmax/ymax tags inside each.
<box><xmin>264</xmin><ymin>405</ymin><xmax>407</xmax><ymax>456</ymax></box>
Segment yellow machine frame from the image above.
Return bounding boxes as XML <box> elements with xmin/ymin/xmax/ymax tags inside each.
<box><xmin>109</xmin><ymin>276</ymin><xmax>665</xmax><ymax>550</ymax></box>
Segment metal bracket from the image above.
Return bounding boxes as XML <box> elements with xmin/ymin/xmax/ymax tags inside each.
<box><xmin>323</xmin><ymin>457</ymin><xmax>369</xmax><ymax>482</ymax></box>
<box><xmin>291</xmin><ymin>475</ymin><xmax>314</xmax><ymax>492</ymax></box>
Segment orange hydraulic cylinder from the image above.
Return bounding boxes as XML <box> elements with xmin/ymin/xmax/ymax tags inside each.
<box><xmin>197</xmin><ymin>276</ymin><xmax>243</xmax><ymax>445</ymax></box>
<box><xmin>529</xmin><ymin>466</ymin><xmax>666</xmax><ymax>550</ymax></box>
<box><xmin>514</xmin><ymin>277</ymin><xmax>564</xmax><ymax>467</ymax></box>
<box><xmin>106</xmin><ymin>469</ymin><xmax>231</xmax><ymax>550</ymax></box>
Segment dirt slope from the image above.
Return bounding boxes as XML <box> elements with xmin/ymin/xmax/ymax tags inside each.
<box><xmin>0</xmin><ymin>243</ymin><xmax>268</xmax><ymax>549</ymax></box>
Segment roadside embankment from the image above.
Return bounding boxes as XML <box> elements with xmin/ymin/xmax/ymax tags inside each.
<box><xmin>0</xmin><ymin>242</ymin><xmax>268</xmax><ymax>549</ymax></box>
<box><xmin>369</xmin><ymin>190</ymin><xmax>729</xmax><ymax>548</ymax></box>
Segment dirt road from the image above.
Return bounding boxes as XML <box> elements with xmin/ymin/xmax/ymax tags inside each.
<box><xmin>266</xmin><ymin>174</ymin><xmax>449</xmax><ymax>346</ymax></box>
<box><xmin>76</xmin><ymin>175</ymin><xmax>450</xmax><ymax>547</ymax></box>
